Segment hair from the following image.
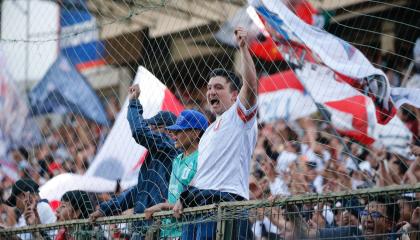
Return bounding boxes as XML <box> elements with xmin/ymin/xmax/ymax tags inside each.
<box><xmin>18</xmin><ymin>147</ymin><xmax>29</xmax><ymax>160</ymax></box>
<box><xmin>208</xmin><ymin>68</ymin><xmax>242</xmax><ymax>92</ymax></box>
<box><xmin>369</xmin><ymin>195</ymin><xmax>400</xmax><ymax>223</ymax></box>
<box><xmin>61</xmin><ymin>190</ymin><xmax>94</xmax><ymax>219</ymax></box>
<box><xmin>393</xmin><ymin>154</ymin><xmax>409</xmax><ymax>175</ymax></box>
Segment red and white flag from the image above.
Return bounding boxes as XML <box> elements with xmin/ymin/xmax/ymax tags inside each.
<box><xmin>85</xmin><ymin>66</ymin><xmax>183</xmax><ymax>184</ymax></box>
<box><xmin>258</xmin><ymin>64</ymin><xmax>412</xmax><ymax>154</ymax></box>
<box><xmin>40</xmin><ymin>67</ymin><xmax>183</xmax><ymax>204</ymax></box>
<box><xmin>248</xmin><ymin>0</ymin><xmax>400</xmax><ymax>124</ymax></box>
<box><xmin>259</xmin><ymin>64</ymin><xmax>376</xmax><ymax>145</ymax></box>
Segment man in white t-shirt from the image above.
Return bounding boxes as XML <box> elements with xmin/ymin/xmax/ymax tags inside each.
<box><xmin>173</xmin><ymin>27</ymin><xmax>258</xmax><ymax>240</ymax></box>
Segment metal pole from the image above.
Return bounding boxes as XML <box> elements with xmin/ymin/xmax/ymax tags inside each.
<box><xmin>401</xmin><ymin>61</ymin><xmax>414</xmax><ymax>87</ymax></box>
<box><xmin>25</xmin><ymin>0</ymin><xmax>30</xmax><ymax>93</ymax></box>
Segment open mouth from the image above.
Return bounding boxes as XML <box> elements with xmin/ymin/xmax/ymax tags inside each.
<box><xmin>364</xmin><ymin>225</ymin><xmax>374</xmax><ymax>234</ymax></box>
<box><xmin>210</xmin><ymin>99</ymin><xmax>219</xmax><ymax>106</ymax></box>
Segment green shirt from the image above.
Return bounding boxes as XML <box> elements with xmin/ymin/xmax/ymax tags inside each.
<box><xmin>161</xmin><ymin>151</ymin><xmax>198</xmax><ymax>238</ymax></box>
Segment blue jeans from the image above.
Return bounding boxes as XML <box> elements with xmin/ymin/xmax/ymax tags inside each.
<box><xmin>179</xmin><ymin>187</ymin><xmax>252</xmax><ymax>240</ymax></box>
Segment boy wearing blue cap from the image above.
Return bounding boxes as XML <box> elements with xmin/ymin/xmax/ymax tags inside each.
<box><xmin>144</xmin><ymin>109</ymin><xmax>208</xmax><ymax>239</ymax></box>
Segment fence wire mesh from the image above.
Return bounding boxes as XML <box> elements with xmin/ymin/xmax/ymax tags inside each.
<box><xmin>1</xmin><ymin>183</ymin><xmax>419</xmax><ymax>240</ymax></box>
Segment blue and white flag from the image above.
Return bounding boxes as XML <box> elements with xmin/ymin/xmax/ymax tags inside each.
<box><xmin>249</xmin><ymin>0</ymin><xmax>386</xmax><ymax>80</ymax></box>
<box><xmin>60</xmin><ymin>0</ymin><xmax>105</xmax><ymax>70</ymax></box>
<box><xmin>0</xmin><ymin>48</ymin><xmax>41</xmax><ymax>152</ymax></box>
<box><xmin>29</xmin><ymin>56</ymin><xmax>109</xmax><ymax>126</ymax></box>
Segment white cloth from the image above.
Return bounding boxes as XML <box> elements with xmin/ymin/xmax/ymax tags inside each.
<box><xmin>406</xmin><ymin>74</ymin><xmax>420</xmax><ymax>89</ymax></box>
<box><xmin>301</xmin><ymin>144</ymin><xmax>326</xmax><ymax>172</ymax></box>
<box><xmin>269</xmin><ymin>177</ymin><xmax>290</xmax><ymax>196</ymax></box>
<box><xmin>192</xmin><ymin>99</ymin><xmax>258</xmax><ymax>199</ymax></box>
<box><xmin>276</xmin><ymin>151</ymin><xmax>297</xmax><ymax>172</ymax></box>
<box><xmin>252</xmin><ymin>217</ymin><xmax>280</xmax><ymax>238</ymax></box>
<box><xmin>312</xmin><ymin>175</ymin><xmax>324</xmax><ymax>194</ymax></box>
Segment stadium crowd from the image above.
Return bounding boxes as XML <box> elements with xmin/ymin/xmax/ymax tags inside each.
<box><xmin>0</xmin><ymin>26</ymin><xmax>420</xmax><ymax>240</ymax></box>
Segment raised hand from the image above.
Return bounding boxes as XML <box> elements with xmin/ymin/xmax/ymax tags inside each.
<box><xmin>128</xmin><ymin>84</ymin><xmax>141</xmax><ymax>100</ymax></box>
<box><xmin>234</xmin><ymin>27</ymin><xmax>248</xmax><ymax>48</ymax></box>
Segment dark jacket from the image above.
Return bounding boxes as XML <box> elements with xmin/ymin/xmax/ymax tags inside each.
<box><xmin>99</xmin><ymin>99</ymin><xmax>179</xmax><ymax>216</ymax></box>
<box><xmin>318</xmin><ymin>226</ymin><xmax>363</xmax><ymax>240</ymax></box>
<box><xmin>318</xmin><ymin>226</ymin><xmax>399</xmax><ymax>240</ymax></box>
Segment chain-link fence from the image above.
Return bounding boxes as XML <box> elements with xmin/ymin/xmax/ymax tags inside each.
<box><xmin>1</xmin><ymin>183</ymin><xmax>420</xmax><ymax>240</ymax></box>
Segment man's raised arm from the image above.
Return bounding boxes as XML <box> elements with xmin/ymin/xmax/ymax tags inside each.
<box><xmin>236</xmin><ymin>27</ymin><xmax>258</xmax><ymax>110</ymax></box>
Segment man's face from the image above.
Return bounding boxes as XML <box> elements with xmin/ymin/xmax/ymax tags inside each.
<box><xmin>207</xmin><ymin>76</ymin><xmax>238</xmax><ymax>116</ymax></box>
<box><xmin>56</xmin><ymin>201</ymin><xmax>80</xmax><ymax>221</ymax></box>
<box><xmin>12</xmin><ymin>150</ymin><xmax>22</xmax><ymax>162</ymax></box>
<box><xmin>172</xmin><ymin>129</ymin><xmax>200</xmax><ymax>151</ymax></box>
<box><xmin>150</xmin><ymin>124</ymin><xmax>166</xmax><ymax>133</ymax></box>
<box><xmin>261</xmin><ymin>158</ymin><xmax>274</xmax><ymax>175</ymax></box>
<box><xmin>361</xmin><ymin>201</ymin><xmax>392</xmax><ymax>239</ymax></box>
<box><xmin>15</xmin><ymin>193</ymin><xmax>26</xmax><ymax>211</ymax></box>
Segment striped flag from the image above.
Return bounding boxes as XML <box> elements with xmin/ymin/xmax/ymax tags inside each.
<box><xmin>258</xmin><ymin>64</ymin><xmax>412</xmax><ymax>156</ymax></box>
<box><xmin>259</xmin><ymin>64</ymin><xmax>376</xmax><ymax>145</ymax></box>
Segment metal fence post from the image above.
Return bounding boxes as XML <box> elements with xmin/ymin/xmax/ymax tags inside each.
<box><xmin>216</xmin><ymin>205</ymin><xmax>225</xmax><ymax>240</ymax></box>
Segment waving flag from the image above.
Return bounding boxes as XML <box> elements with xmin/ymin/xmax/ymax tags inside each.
<box><xmin>60</xmin><ymin>0</ymin><xmax>105</xmax><ymax>70</ymax></box>
<box><xmin>0</xmin><ymin>48</ymin><xmax>41</xmax><ymax>150</ymax></box>
<box><xmin>216</xmin><ymin>1</ymin><xmax>320</xmax><ymax>62</ymax></box>
<box><xmin>259</xmin><ymin>64</ymin><xmax>376</xmax><ymax>145</ymax></box>
<box><xmin>85</xmin><ymin>66</ymin><xmax>183</xmax><ymax>183</ymax></box>
<box><xmin>258</xmin><ymin>70</ymin><xmax>316</xmax><ymax>123</ymax></box>
<box><xmin>248</xmin><ymin>0</ymin><xmax>399</xmax><ymax>124</ymax></box>
<box><xmin>29</xmin><ymin>56</ymin><xmax>109</xmax><ymax>126</ymax></box>
<box><xmin>39</xmin><ymin>173</ymin><xmax>135</xmax><ymax>204</ymax></box>
<box><xmin>258</xmin><ymin>65</ymin><xmax>412</xmax><ymax>153</ymax></box>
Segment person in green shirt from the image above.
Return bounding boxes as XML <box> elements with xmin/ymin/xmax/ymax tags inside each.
<box><xmin>144</xmin><ymin>109</ymin><xmax>209</xmax><ymax>238</ymax></box>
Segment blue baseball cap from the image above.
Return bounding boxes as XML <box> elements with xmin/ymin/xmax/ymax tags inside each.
<box><xmin>166</xmin><ymin>110</ymin><xmax>208</xmax><ymax>131</ymax></box>
<box><xmin>145</xmin><ymin>111</ymin><xmax>177</xmax><ymax>127</ymax></box>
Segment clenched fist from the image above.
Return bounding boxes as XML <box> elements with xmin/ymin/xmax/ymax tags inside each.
<box><xmin>129</xmin><ymin>84</ymin><xmax>140</xmax><ymax>100</ymax></box>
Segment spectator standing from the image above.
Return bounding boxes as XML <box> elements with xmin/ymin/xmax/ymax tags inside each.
<box><xmin>144</xmin><ymin>109</ymin><xmax>208</xmax><ymax>239</ymax></box>
<box><xmin>90</xmin><ymin>84</ymin><xmax>179</xmax><ymax>239</ymax></box>
<box><xmin>174</xmin><ymin>27</ymin><xmax>258</xmax><ymax>239</ymax></box>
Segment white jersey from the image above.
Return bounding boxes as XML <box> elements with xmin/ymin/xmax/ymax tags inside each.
<box><xmin>192</xmin><ymin>99</ymin><xmax>257</xmax><ymax>199</ymax></box>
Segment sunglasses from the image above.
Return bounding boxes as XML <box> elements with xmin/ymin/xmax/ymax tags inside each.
<box><xmin>359</xmin><ymin>210</ymin><xmax>388</xmax><ymax>220</ymax></box>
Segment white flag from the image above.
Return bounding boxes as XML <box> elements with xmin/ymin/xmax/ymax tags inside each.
<box><xmin>85</xmin><ymin>66</ymin><xmax>183</xmax><ymax>184</ymax></box>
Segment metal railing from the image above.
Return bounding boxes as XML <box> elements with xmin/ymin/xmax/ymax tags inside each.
<box><xmin>2</xmin><ymin>183</ymin><xmax>420</xmax><ymax>239</ymax></box>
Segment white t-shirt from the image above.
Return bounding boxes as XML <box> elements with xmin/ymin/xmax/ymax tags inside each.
<box><xmin>192</xmin><ymin>99</ymin><xmax>258</xmax><ymax>199</ymax></box>
<box><xmin>276</xmin><ymin>151</ymin><xmax>297</xmax><ymax>173</ymax></box>
<box><xmin>269</xmin><ymin>177</ymin><xmax>290</xmax><ymax>196</ymax></box>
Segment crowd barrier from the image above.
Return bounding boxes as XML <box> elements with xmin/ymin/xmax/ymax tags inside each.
<box><xmin>1</xmin><ymin>183</ymin><xmax>420</xmax><ymax>239</ymax></box>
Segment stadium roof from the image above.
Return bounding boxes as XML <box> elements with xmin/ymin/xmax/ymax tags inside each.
<box><xmin>87</xmin><ymin>0</ymin><xmax>408</xmax><ymax>40</ymax></box>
